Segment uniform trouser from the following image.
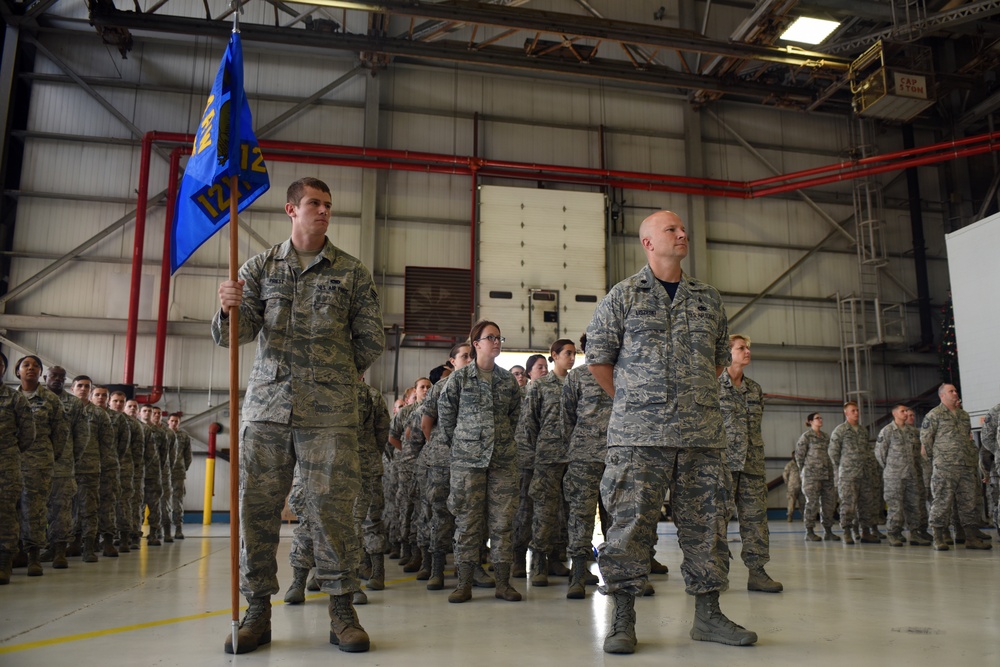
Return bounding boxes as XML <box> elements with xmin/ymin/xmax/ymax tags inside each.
<box><xmin>395</xmin><ymin>459</ymin><xmax>419</xmax><ymax>546</ymax></box>
<box><xmin>47</xmin><ymin>475</ymin><xmax>77</xmax><ymax>545</ymax></box>
<box><xmin>448</xmin><ymin>458</ymin><xmax>517</xmax><ymax>566</ymax></box>
<box><xmin>414</xmin><ymin>464</ymin><xmax>432</xmax><ymax>549</ymax></box>
<box><xmin>288</xmin><ymin>468</ymin><xmax>315</xmax><ymax>571</ymax></box>
<box><xmin>159</xmin><ymin>471</ymin><xmax>173</xmax><ymax>533</ymax></box>
<box><xmin>929</xmin><ymin>465</ymin><xmax>982</xmax><ymax>529</ymax></box>
<box><xmin>884</xmin><ymin>473</ymin><xmax>926</xmax><ymax>534</ymax></box>
<box><xmin>728</xmin><ymin>471</ymin><xmax>770</xmax><ymax>571</ymax></box>
<box><xmin>427</xmin><ymin>465</ymin><xmax>455</xmax><ymax>554</ymax></box>
<box><xmin>838</xmin><ymin>474</ymin><xmax>876</xmax><ymax>530</ymax></box>
<box><xmin>866</xmin><ymin>468</ymin><xmax>885</xmax><ymax>527</ymax></box>
<box><xmin>383</xmin><ymin>459</ymin><xmax>398</xmax><ymax>547</ymax></box>
<box><xmin>19</xmin><ymin>464</ymin><xmax>53</xmax><ymax>548</ymax></box>
<box><xmin>529</xmin><ymin>462</ymin><xmax>568</xmax><ymax>554</ymax></box>
<box><xmin>131</xmin><ymin>474</ymin><xmax>145</xmax><ymax>538</ymax></box>
<box><xmin>117</xmin><ymin>463</ymin><xmax>134</xmax><ymax>538</ymax></box>
<box><xmin>801</xmin><ymin>475</ymin><xmax>836</xmax><ymax>529</ymax></box>
<box><xmin>143</xmin><ymin>476</ymin><xmax>163</xmax><ymax>536</ymax></box>
<box><xmin>357</xmin><ymin>472</ymin><xmax>387</xmax><ymax>555</ymax></box>
<box><xmin>512</xmin><ymin>468</ymin><xmax>534</xmax><ymax>554</ymax></box>
<box><xmin>598</xmin><ymin>446</ymin><xmax>730</xmax><ymax>597</ymax></box>
<box><xmin>0</xmin><ymin>456</ymin><xmax>23</xmax><ymax>553</ymax></box>
<box><xmin>98</xmin><ymin>469</ymin><xmax>120</xmax><ymax>535</ymax></box>
<box><xmin>786</xmin><ymin>482</ymin><xmax>803</xmax><ymax>518</ymax></box>
<box><xmin>239</xmin><ymin>422</ymin><xmax>361</xmax><ymax>598</ymax></box>
<box><xmin>171</xmin><ymin>475</ymin><xmax>186</xmax><ymax>527</ymax></box>
<box><xmin>73</xmin><ymin>473</ymin><xmax>100</xmax><ymax>541</ymax></box>
<box><xmin>563</xmin><ymin>460</ymin><xmax>604</xmax><ymax>558</ymax></box>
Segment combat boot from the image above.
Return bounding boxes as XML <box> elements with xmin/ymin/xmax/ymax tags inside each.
<box><xmin>426</xmin><ymin>552</ymin><xmax>446</xmax><ymax>591</ymax></box>
<box><xmin>511</xmin><ymin>547</ymin><xmax>527</xmax><ymax>578</ymax></box>
<box><xmin>397</xmin><ymin>542</ymin><xmax>412</xmax><ymax>568</ymax></box>
<box><xmin>328</xmin><ymin>594</ymin><xmax>370</xmax><ymax>652</ymax></box>
<box><xmin>933</xmin><ymin>527</ymin><xmax>950</xmax><ymax>551</ymax></box>
<box><xmin>548</xmin><ymin>554</ymin><xmax>570</xmax><ymax>577</ymax></box>
<box><xmin>907</xmin><ymin>530</ymin><xmax>931</xmax><ymax>546</ymax></box>
<box><xmin>358</xmin><ymin>552</ymin><xmax>372</xmax><ymax>580</ymax></box>
<box><xmin>567</xmin><ymin>558</ymin><xmax>587</xmax><ymax>599</ymax></box>
<box><xmin>860</xmin><ymin>529</ymin><xmax>880</xmax><ymax>544</ymax></box>
<box><xmin>473</xmin><ymin>562</ymin><xmax>495</xmax><ymax>588</ymax></box>
<box><xmin>0</xmin><ymin>551</ymin><xmax>12</xmax><ymax>585</ymax></box>
<box><xmin>968</xmin><ymin>527</ymin><xmax>992</xmax><ymax>542</ymax></box>
<box><xmin>963</xmin><ymin>527</ymin><xmax>992</xmax><ymax>550</ymax></box>
<box><xmin>886</xmin><ymin>532</ymin><xmax>904</xmax><ymax>547</ymax></box>
<box><xmin>147</xmin><ymin>533</ymin><xmax>161</xmax><ymax>547</ymax></box>
<box><xmin>388</xmin><ymin>542</ymin><xmax>401</xmax><ymax>560</ymax></box>
<box><xmin>118</xmin><ymin>532</ymin><xmax>131</xmax><ymax>554</ymax></box>
<box><xmin>403</xmin><ymin>544</ymin><xmax>422</xmax><ymax>573</ymax></box>
<box><xmin>823</xmin><ymin>526</ymin><xmax>841</xmax><ymax>541</ymax></box>
<box><xmin>691</xmin><ymin>590</ymin><xmax>758</xmax><ymax>646</ymax></box>
<box><xmin>163</xmin><ymin>525</ymin><xmax>174</xmax><ymax>543</ymax></box>
<box><xmin>650</xmin><ymin>557</ymin><xmax>669</xmax><ymax>575</ymax></box>
<box><xmin>52</xmin><ymin>542</ymin><xmax>69</xmax><ymax>569</ymax></box>
<box><xmin>843</xmin><ymin>529</ymin><xmax>855</xmax><ymax>545</ymax></box>
<box><xmin>643</xmin><ymin>581</ymin><xmax>656</xmax><ymax>596</ymax></box>
<box><xmin>915</xmin><ymin>528</ymin><xmax>934</xmax><ymax>544</ymax></box>
<box><xmin>448</xmin><ymin>562</ymin><xmax>474</xmax><ymax>603</ymax></box>
<box><xmin>943</xmin><ymin>528</ymin><xmax>955</xmax><ymax>545</ymax></box>
<box><xmin>529</xmin><ymin>551</ymin><xmax>548</xmax><ymax>587</ymax></box>
<box><xmin>603</xmin><ymin>590</ymin><xmax>637</xmax><ymax>654</ymax></box>
<box><xmin>82</xmin><ymin>537</ymin><xmax>99</xmax><ymax>563</ymax></box>
<box><xmin>284</xmin><ymin>566</ymin><xmax>309</xmax><ymax>605</ymax></box>
<box><xmin>12</xmin><ymin>547</ymin><xmax>27</xmax><ymax>568</ymax></box>
<box><xmin>494</xmin><ymin>563</ymin><xmax>522</xmax><ymax>601</ymax></box>
<box><xmin>367</xmin><ymin>555</ymin><xmax>385</xmax><ymax>591</ymax></box>
<box><xmin>102</xmin><ymin>533</ymin><xmax>119</xmax><ymax>558</ymax></box>
<box><xmin>747</xmin><ymin>567</ymin><xmax>782</xmax><ymax>593</ymax></box>
<box><xmin>352</xmin><ymin>589</ymin><xmax>368</xmax><ymax>605</ymax></box>
<box><xmin>223</xmin><ymin>597</ymin><xmax>271</xmax><ymax>654</ymax></box>
<box><xmin>306</xmin><ymin>567</ymin><xmax>321</xmax><ymax>591</ymax></box>
<box><xmin>415</xmin><ymin>548</ymin><xmax>432</xmax><ymax>580</ymax></box>
<box><xmin>26</xmin><ymin>547</ymin><xmax>43</xmax><ymax>577</ymax></box>
<box><xmin>804</xmin><ymin>527</ymin><xmax>822</xmax><ymax>541</ymax></box>
<box><xmin>130</xmin><ymin>533</ymin><xmax>141</xmax><ymax>550</ymax></box>
<box><xmin>40</xmin><ymin>546</ymin><xmax>54</xmax><ymax>562</ymax></box>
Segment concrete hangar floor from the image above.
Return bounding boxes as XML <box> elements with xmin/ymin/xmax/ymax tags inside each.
<box><xmin>1</xmin><ymin>521</ymin><xmax>995</xmax><ymax>666</ymax></box>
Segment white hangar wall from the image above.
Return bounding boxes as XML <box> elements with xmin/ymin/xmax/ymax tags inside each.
<box><xmin>1</xmin><ymin>8</ymin><xmax>948</xmax><ymax>510</ymax></box>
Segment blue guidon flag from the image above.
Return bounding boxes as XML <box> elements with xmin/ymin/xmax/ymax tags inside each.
<box><xmin>170</xmin><ymin>32</ymin><xmax>269</xmax><ymax>274</ymax></box>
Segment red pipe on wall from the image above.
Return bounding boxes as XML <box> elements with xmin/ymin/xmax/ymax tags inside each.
<box><xmin>123</xmin><ymin>133</ymin><xmax>154</xmax><ymax>386</ymax></box>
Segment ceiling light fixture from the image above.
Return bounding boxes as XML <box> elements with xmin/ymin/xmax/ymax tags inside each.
<box><xmin>779</xmin><ymin>17</ymin><xmax>841</xmax><ymax>45</ymax></box>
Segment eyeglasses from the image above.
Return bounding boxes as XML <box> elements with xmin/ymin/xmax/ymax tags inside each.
<box><xmin>476</xmin><ymin>335</ymin><xmax>505</xmax><ymax>344</ymax></box>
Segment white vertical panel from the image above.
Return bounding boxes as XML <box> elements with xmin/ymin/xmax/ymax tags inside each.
<box><xmin>478</xmin><ymin>185</ymin><xmax>605</xmax><ymax>349</ymax></box>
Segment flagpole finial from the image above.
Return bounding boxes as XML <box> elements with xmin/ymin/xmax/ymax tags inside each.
<box><xmin>231</xmin><ymin>0</ymin><xmax>241</xmax><ymax>34</ymax></box>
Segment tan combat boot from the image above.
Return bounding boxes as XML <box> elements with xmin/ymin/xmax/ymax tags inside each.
<box><xmin>493</xmin><ymin>563</ymin><xmax>522</xmax><ymax>601</ymax></box>
<box><xmin>691</xmin><ymin>591</ymin><xmax>758</xmax><ymax>646</ymax></box>
<box><xmin>933</xmin><ymin>527</ymin><xmax>950</xmax><ymax>551</ymax></box>
<box><xmin>283</xmin><ymin>566</ymin><xmax>309</xmax><ymax>604</ymax></box>
<box><xmin>328</xmin><ymin>594</ymin><xmax>370</xmax><ymax>652</ymax></box>
<box><xmin>223</xmin><ymin>597</ymin><xmax>271</xmax><ymax>655</ymax></box>
<box><xmin>603</xmin><ymin>590</ymin><xmax>637</xmax><ymax>654</ymax></box>
<box><xmin>747</xmin><ymin>567</ymin><xmax>783</xmax><ymax>593</ymax></box>
<box><xmin>529</xmin><ymin>551</ymin><xmax>548</xmax><ymax>587</ymax></box>
<box><xmin>448</xmin><ymin>562</ymin><xmax>474</xmax><ymax>603</ymax></box>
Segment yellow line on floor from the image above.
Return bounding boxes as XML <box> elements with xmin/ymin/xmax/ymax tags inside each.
<box><xmin>0</xmin><ymin>577</ymin><xmax>416</xmax><ymax>654</ymax></box>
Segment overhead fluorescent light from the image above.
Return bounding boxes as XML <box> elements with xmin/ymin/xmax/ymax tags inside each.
<box><xmin>779</xmin><ymin>17</ymin><xmax>841</xmax><ymax>45</ymax></box>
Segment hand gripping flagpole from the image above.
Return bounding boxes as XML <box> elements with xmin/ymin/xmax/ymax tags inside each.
<box><xmin>229</xmin><ymin>2</ymin><xmax>242</xmax><ymax>653</ymax></box>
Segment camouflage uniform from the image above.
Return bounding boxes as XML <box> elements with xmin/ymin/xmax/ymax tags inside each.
<box><xmin>902</xmin><ymin>424</ymin><xmax>930</xmax><ymax>529</ymax></box>
<box><xmin>108</xmin><ymin>410</ymin><xmax>133</xmax><ymax>542</ymax></box>
<box><xmin>73</xmin><ymin>402</ymin><xmax>104</xmax><ymax>543</ymax></box>
<box><xmin>794</xmin><ymin>428</ymin><xmax>836</xmax><ymax>530</ymax></box>
<box><xmin>522</xmin><ymin>371</ymin><xmax>569</xmax><ymax>556</ymax></box>
<box><xmin>87</xmin><ymin>403</ymin><xmax>119</xmax><ymax>538</ymax></box>
<box><xmin>171</xmin><ymin>427</ymin><xmax>192</xmax><ymax>529</ymax></box>
<box><xmin>141</xmin><ymin>421</ymin><xmax>165</xmax><ymax>539</ymax></box>
<box><xmin>981</xmin><ymin>404</ymin><xmax>1000</xmax><ymax>527</ymax></box>
<box><xmin>512</xmin><ymin>388</ymin><xmax>534</xmax><ymax>565</ymax></box>
<box><xmin>782</xmin><ymin>459</ymin><xmax>803</xmax><ymax>519</ymax></box>
<box><xmin>211</xmin><ymin>238</ymin><xmax>384</xmax><ymax>598</ymax></box>
<box><xmin>421</xmin><ymin>379</ymin><xmax>457</xmax><ymax>555</ymax></box>
<box><xmin>124</xmin><ymin>414</ymin><xmax>145</xmax><ymax>542</ymax></box>
<box><xmin>437</xmin><ymin>363</ymin><xmax>521</xmax><ymax>566</ymax></box>
<box><xmin>875</xmin><ymin>421</ymin><xmax>927</xmax><ymax>535</ymax></box>
<box><xmin>19</xmin><ymin>386</ymin><xmax>65</xmax><ymax>549</ymax></box>
<box><xmin>921</xmin><ymin>403</ymin><xmax>983</xmax><ymax>530</ymax></box>
<box><xmin>356</xmin><ymin>383</ymin><xmax>390</xmax><ymax>555</ymax></box>
<box><xmin>561</xmin><ymin>365</ymin><xmax>612</xmax><ymax>559</ymax></box>
<box><xmin>1</xmin><ymin>386</ymin><xmax>34</xmax><ymax>555</ymax></box>
<box><xmin>49</xmin><ymin>392</ymin><xmax>85</xmax><ymax>546</ymax></box>
<box><xmin>829</xmin><ymin>421</ymin><xmax>878</xmax><ymax>532</ymax></box>
<box><xmin>158</xmin><ymin>424</ymin><xmax>175</xmax><ymax>537</ymax></box>
<box><xmin>587</xmin><ymin>267</ymin><xmax>732</xmax><ymax>596</ymax></box>
<box><xmin>382</xmin><ymin>447</ymin><xmax>399</xmax><ymax>549</ymax></box>
<box><xmin>389</xmin><ymin>402</ymin><xmax>420</xmax><ymax>551</ymax></box>
<box><xmin>287</xmin><ymin>463</ymin><xmax>315</xmax><ymax>571</ymax></box>
<box><xmin>718</xmin><ymin>370</ymin><xmax>770</xmax><ymax>570</ymax></box>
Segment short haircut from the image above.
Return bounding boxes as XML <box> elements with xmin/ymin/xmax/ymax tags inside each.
<box><xmin>729</xmin><ymin>334</ymin><xmax>751</xmax><ymax>348</ymax></box>
<box><xmin>110</xmin><ymin>391</ymin><xmax>127</xmax><ymax>399</ymax></box>
<box><xmin>72</xmin><ymin>375</ymin><xmax>92</xmax><ymax>385</ymax></box>
<box><xmin>287</xmin><ymin>177</ymin><xmax>331</xmax><ymax>206</ymax></box>
<box><xmin>90</xmin><ymin>385</ymin><xmax>109</xmax><ymax>394</ymax></box>
<box><xmin>843</xmin><ymin>401</ymin><xmax>858</xmax><ymax>409</ymax></box>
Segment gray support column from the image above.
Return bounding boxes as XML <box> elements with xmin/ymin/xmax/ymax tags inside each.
<box><xmin>0</xmin><ymin>24</ymin><xmax>19</xmax><ymax>182</ymax></box>
<box><xmin>359</xmin><ymin>71</ymin><xmax>380</xmax><ymax>270</ymax></box>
